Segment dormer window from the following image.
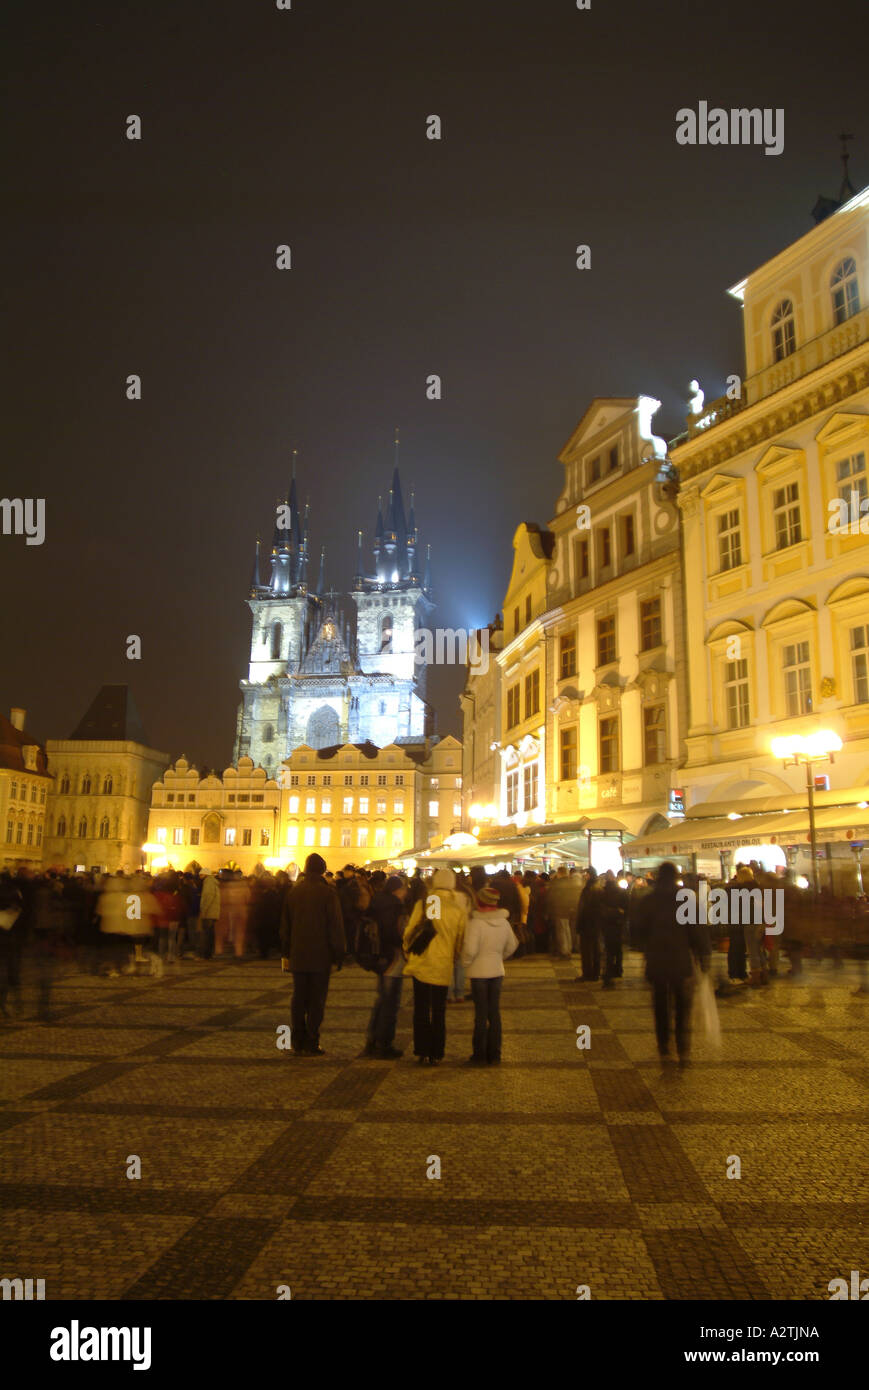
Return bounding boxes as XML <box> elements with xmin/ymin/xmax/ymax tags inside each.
<box><xmin>831</xmin><ymin>258</ymin><xmax>860</xmax><ymax>325</ymax></box>
<box><xmin>588</xmin><ymin>456</ymin><xmax>601</xmax><ymax>485</ymax></box>
<box><xmin>771</xmin><ymin>299</ymin><xmax>795</xmax><ymax>362</ymax></box>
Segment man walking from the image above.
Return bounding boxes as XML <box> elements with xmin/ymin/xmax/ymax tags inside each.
<box><xmin>280</xmin><ymin>853</ymin><xmax>346</xmax><ymax>1056</ymax></box>
<box><xmin>636</xmin><ymin>861</ymin><xmax>709</xmax><ymax>1067</ymax></box>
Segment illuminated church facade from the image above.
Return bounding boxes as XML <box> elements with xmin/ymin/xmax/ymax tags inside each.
<box><xmin>233</xmin><ymin>449</ymin><xmax>435</xmax><ymax>777</ymax></box>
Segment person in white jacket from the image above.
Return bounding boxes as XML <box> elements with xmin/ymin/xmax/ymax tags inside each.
<box><xmin>461</xmin><ymin>883</ymin><xmax>518</xmax><ymax>1066</ymax></box>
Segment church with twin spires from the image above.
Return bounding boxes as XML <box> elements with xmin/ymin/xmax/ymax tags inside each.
<box><xmin>232</xmin><ymin>442</ymin><xmax>436</xmax><ymax>776</ymax></box>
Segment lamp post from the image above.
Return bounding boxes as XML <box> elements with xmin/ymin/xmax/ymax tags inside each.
<box><xmin>771</xmin><ymin>731</ymin><xmax>842</xmax><ymax>895</ymax></box>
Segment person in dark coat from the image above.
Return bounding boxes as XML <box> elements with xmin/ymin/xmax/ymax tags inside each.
<box><xmin>600</xmin><ymin>870</ymin><xmax>627</xmax><ymax>988</ymax></box>
<box><xmin>636</xmin><ymin>862</ymin><xmax>709</xmax><ymax>1066</ymax></box>
<box><xmin>361</xmin><ymin>875</ymin><xmax>409</xmax><ymax>1058</ymax></box>
<box><xmin>575</xmin><ymin>867</ymin><xmax>603</xmax><ymax>982</ymax></box>
<box><xmin>280</xmin><ymin>853</ymin><xmax>346</xmax><ymax>1056</ymax></box>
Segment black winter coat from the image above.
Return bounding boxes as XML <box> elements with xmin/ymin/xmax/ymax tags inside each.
<box><xmin>279</xmin><ymin>876</ymin><xmax>346</xmax><ymax>972</ymax></box>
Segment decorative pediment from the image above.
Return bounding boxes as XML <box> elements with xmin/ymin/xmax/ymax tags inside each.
<box><xmin>754</xmin><ymin>443</ymin><xmax>804</xmax><ymax>479</ymax></box>
<box><xmin>699</xmin><ymin>472</ymin><xmax>744</xmax><ymax>500</ymax></box>
<box><xmin>588</xmin><ymin>680</ymin><xmax>622</xmax><ymax>712</ymax></box>
<box><xmin>502</xmin><ymin>743</ymin><xmax>520</xmax><ymax>768</ymax></box>
<box><xmin>826</xmin><ymin>574</ymin><xmax>869</xmax><ymax>607</ymax></box>
<box><xmin>815</xmin><ymin>411</ymin><xmax>869</xmax><ymax>446</ymax></box>
<box><xmin>761</xmin><ymin>596</ymin><xmax>816</xmax><ymax>627</ymax></box>
<box><xmin>633</xmin><ymin>666</ymin><xmax>673</xmax><ymax>699</ymax></box>
<box><xmin>707</xmin><ymin>618</ymin><xmax>754</xmax><ymax>642</ymax></box>
<box><xmin>518</xmin><ymin>733</ymin><xmax>540</xmax><ymax>760</ymax></box>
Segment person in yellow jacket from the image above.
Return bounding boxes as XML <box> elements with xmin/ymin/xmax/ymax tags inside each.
<box><xmin>402</xmin><ymin>868</ymin><xmax>468</xmax><ymax>1065</ymax></box>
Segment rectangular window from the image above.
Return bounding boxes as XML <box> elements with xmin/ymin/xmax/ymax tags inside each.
<box><xmin>559</xmin><ymin>631</ymin><xmax>577</xmax><ymax>679</ymax></box>
<box><xmin>156</xmin><ymin>827</ymin><xmax>167</xmax><ymax>843</ymax></box>
<box><xmin>588</xmin><ymin>456</ymin><xmax>601</xmax><ymax>484</ymax></box>
<box><xmin>251</xmin><ymin>794</ymin><xmax>263</xmax><ymax>804</ymax></box>
<box><xmin>189</xmin><ymin>828</ymin><xmax>200</xmax><ymax>845</ymax></box>
<box><xmin>225</xmin><ymin>828</ymin><xmax>236</xmax><ymax>846</ymax></box>
<box><xmin>394</xmin><ymin>798</ymin><xmax>404</xmax><ymax>814</ymax></box>
<box><xmin>289</xmin><ymin>795</ymin><xmax>299</xmax><ymax>813</ymax></box>
<box><xmin>321</xmin><ymin>797</ymin><xmax>331</xmax><ymax>814</ymax></box>
<box><xmin>395</xmin><ymin>774</ymin><xmax>404</xmax><ymax>786</ymax></box>
<box><xmin>852</xmin><ymin>624</ymin><xmax>869</xmax><ymax>703</ymax></box>
<box><xmin>599</xmin><ymin>527</ymin><xmax>611</xmax><ymax>568</ymax></box>
<box><xmin>430</xmin><ymin>778</ymin><xmax>439</xmax><ymax>790</ymax></box>
<box><xmin>622</xmin><ymin>514</ymin><xmax>635</xmax><ymax>556</ymax></box>
<box><xmin>578</xmin><ymin>538</ymin><xmax>589</xmax><ymax>579</ymax></box>
<box><xmin>260</xmin><ymin>828</ymin><xmax>270</xmax><ymax>846</ymax></box>
<box><xmin>506</xmin><ymin>770</ymin><xmax>519</xmax><ymax>818</ymax></box>
<box><xmin>377</xmin><ymin>774</ymin><xmax>387</xmax><ymax>786</ymax></box>
<box><xmin>836</xmin><ymin>452</ymin><xmax>868</xmax><ymax>508</ymax></box>
<box><xmin>375</xmin><ymin>827</ymin><xmax>386</xmax><ymax>848</ymax></box>
<box><xmin>524</xmin><ymin>668</ymin><xmax>540</xmax><ymax>718</ymax></box>
<box><xmin>10</xmin><ymin>782</ymin><xmax>17</xmax><ymax>800</ymax></box>
<box><xmin>357</xmin><ymin>826</ymin><xmax>369</xmax><ymax>847</ymax></box>
<box><xmin>724</xmin><ymin>658</ymin><xmax>750</xmax><ymax>729</ymax></box>
<box><xmin>36</xmin><ymin>825</ymin><xmax>42</xmax><ymax>847</ymax></box>
<box><xmin>359</xmin><ymin>774</ymin><xmax>369</xmax><ymax>787</ymax></box>
<box><xmin>188</xmin><ymin>793</ymin><xmax>196</xmax><ymax>803</ymax></box>
<box><xmin>166</xmin><ymin>793</ymin><xmax>175</xmax><ymax>803</ymax></box>
<box><xmin>640</xmin><ymin>597</ymin><xmax>662</xmax><ymax>651</ymax></box>
<box><xmin>643</xmin><ymin>704</ymin><xmax>667</xmax><ymax>765</ymax></box>
<box><xmin>560</xmin><ymin>726</ymin><xmax>578</xmax><ymax>781</ymax></box>
<box><xmin>392</xmin><ymin>826</ymin><xmax>403</xmax><ymax>848</ymax></box>
<box><xmin>304</xmin><ymin>826</ymin><xmax>315</xmax><ymax>846</ymax></box>
<box><xmin>341</xmin><ymin>827</ymin><xmax>351</xmax><ymax>847</ymax></box>
<box><xmin>773</xmin><ymin>482</ymin><xmax>802</xmax><ymax>549</ymax></box>
<box><xmin>376</xmin><ymin>798</ymin><xmax>387</xmax><ymax>814</ymax></box>
<box><xmin>30</xmin><ymin>785</ymin><xmax>37</xmax><ymax>802</ymax></box>
<box><xmin>242</xmin><ymin>828</ymin><xmax>252</xmax><ymax>846</ymax></box>
<box><xmin>320</xmin><ymin>826</ymin><xmax>330</xmax><ymax>846</ymax></box>
<box><xmin>599</xmin><ymin>716</ymin><xmax>619</xmax><ymax>773</ymax></box>
<box><xmin>290</xmin><ymin>774</ymin><xmax>299</xmax><ymax>787</ymax></box>
<box><xmin>306</xmin><ymin>774</ymin><xmax>316</xmax><ymax>787</ymax></box>
<box><xmin>506</xmin><ymin>685</ymin><xmax>520</xmax><ymax>728</ymax></box>
<box><xmin>286</xmin><ymin>825</ymin><xmax>299</xmax><ymax>846</ymax></box>
<box><xmin>305</xmin><ymin>797</ymin><xmax>316</xmax><ymax>814</ymax></box>
<box><xmin>26</xmin><ymin>824</ymin><xmax>33</xmax><ymax>845</ymax></box>
<box><xmin>5</xmin><ymin>821</ymin><xmax>12</xmax><ymax>843</ymax></box>
<box><xmin>783</xmin><ymin>641</ymin><xmax>811</xmax><ymax>716</ymax></box>
<box><xmin>717</xmin><ymin>508</ymin><xmax>742</xmax><ymax>571</ymax></box>
<box><xmin>514</xmin><ymin>606</ymin><xmax>520</xmax><ymax>635</ymax></box>
<box><xmin>15</xmin><ymin>823</ymin><xmax>23</xmax><ymax>845</ymax></box>
<box><xmin>596</xmin><ymin>615</ymin><xmax>616</xmax><ymax>666</ymax></box>
<box><xmin>238</xmin><ymin>794</ymin><xmax>249</xmax><ymax>804</ymax></box>
<box><xmin>523</xmin><ymin>762</ymin><xmax>538</xmax><ymax>811</ymax></box>
<box><xmin>344</xmin><ymin>774</ymin><xmax>353</xmax><ymax>786</ymax></box>
<box><xmin>608</xmin><ymin>445</ymin><xmax>619</xmax><ymax>472</ymax></box>
<box><xmin>359</xmin><ymin>796</ymin><xmax>369</xmax><ymax>814</ymax></box>
<box><xmin>525</xmin><ymin>594</ymin><xmax>532</xmax><ymax>623</ymax></box>
<box><xmin>342</xmin><ymin>796</ymin><xmax>353</xmax><ymax>814</ymax></box>
<box><xmin>428</xmin><ymin>800</ymin><xmax>439</xmax><ymax>817</ymax></box>
<box><xmin>322</xmin><ymin>775</ymin><xmax>331</xmax><ymax>787</ymax></box>
<box><xmin>172</xmin><ymin>827</ymin><xmax>183</xmax><ymax>845</ymax></box>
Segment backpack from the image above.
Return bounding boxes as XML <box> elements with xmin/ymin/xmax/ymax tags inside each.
<box><xmin>354</xmin><ymin>916</ymin><xmax>386</xmax><ymax>973</ymax></box>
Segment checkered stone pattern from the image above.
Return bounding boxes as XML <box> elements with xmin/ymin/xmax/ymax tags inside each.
<box><xmin>1</xmin><ymin>949</ymin><xmax>867</xmax><ymax>1300</ymax></box>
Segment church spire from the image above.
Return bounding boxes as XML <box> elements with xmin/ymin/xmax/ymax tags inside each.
<box><xmin>354</xmin><ymin>529</ymin><xmax>365</xmax><ymax>589</ymax></box>
<box><xmin>316</xmin><ymin>545</ymin><xmax>326</xmax><ymax>596</ymax></box>
<box><xmin>250</xmin><ymin>536</ymin><xmax>262</xmax><ymax>592</ymax></box>
<box><xmin>423</xmin><ymin>543</ymin><xmax>433</xmax><ymax>596</ymax></box>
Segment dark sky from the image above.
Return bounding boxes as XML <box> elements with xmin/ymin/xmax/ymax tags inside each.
<box><xmin>3</xmin><ymin>0</ymin><xmax>864</xmax><ymax>767</ymax></box>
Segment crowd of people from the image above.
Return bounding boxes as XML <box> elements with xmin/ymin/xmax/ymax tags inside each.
<box><xmin>1</xmin><ymin>857</ymin><xmax>867</xmax><ymax>1066</ymax></box>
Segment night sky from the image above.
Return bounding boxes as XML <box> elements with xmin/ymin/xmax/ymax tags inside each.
<box><xmin>3</xmin><ymin>0</ymin><xmax>864</xmax><ymax>768</ymax></box>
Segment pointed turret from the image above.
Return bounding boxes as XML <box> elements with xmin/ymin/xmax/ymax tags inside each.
<box><xmin>423</xmin><ymin>543</ymin><xmax>433</xmax><ymax>596</ymax></box>
<box><xmin>316</xmin><ymin>545</ymin><xmax>326</xmax><ymax>596</ymax></box>
<box><xmin>406</xmin><ymin>487</ymin><xmax>417</xmax><ymax>575</ymax></box>
<box><xmin>353</xmin><ymin>529</ymin><xmax>365</xmax><ymax>589</ymax></box>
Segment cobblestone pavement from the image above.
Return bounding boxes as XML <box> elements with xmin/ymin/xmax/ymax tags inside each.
<box><xmin>1</xmin><ymin>950</ymin><xmax>867</xmax><ymax>1300</ymax></box>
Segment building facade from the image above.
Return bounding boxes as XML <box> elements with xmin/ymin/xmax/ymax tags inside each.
<box><xmin>44</xmin><ymin>686</ymin><xmax>169</xmax><ymax>873</ymax></box>
<box><xmin>459</xmin><ymin>619</ymin><xmax>504</xmax><ymax>828</ymax></box>
<box><xmin>0</xmin><ymin>708</ymin><xmax>51</xmax><ymax>869</ymax></box>
<box><xmin>666</xmin><ymin>183</ymin><xmax>869</xmax><ymax>886</ymax></box>
<box><xmin>233</xmin><ymin>447</ymin><xmax>435</xmax><ymax>778</ymax></box>
<box><xmin>146</xmin><ymin>756</ymin><xmax>281</xmax><ymax>873</ymax></box>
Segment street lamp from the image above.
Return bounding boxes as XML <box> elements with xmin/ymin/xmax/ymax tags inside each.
<box><xmin>771</xmin><ymin>730</ymin><xmax>842</xmax><ymax>894</ymax></box>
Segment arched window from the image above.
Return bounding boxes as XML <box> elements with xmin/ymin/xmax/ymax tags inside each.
<box><xmin>57</xmin><ymin>816</ymin><xmax>67</xmax><ymax>838</ymax></box>
<box><xmin>60</xmin><ymin>774</ymin><xmax>70</xmax><ymax>794</ymax></box>
<box><xmin>380</xmin><ymin>613</ymin><xmax>393</xmax><ymax>653</ymax></box>
<box><xmin>262</xmin><ymin>724</ymin><xmax>274</xmax><ymax>743</ymax></box>
<box><xmin>771</xmin><ymin>299</ymin><xmax>795</xmax><ymax>362</ymax></box>
<box><xmin>831</xmin><ymin>257</ymin><xmax>860</xmax><ymax>325</ymax></box>
<box><xmin>102</xmin><ymin>775</ymin><xmax>113</xmax><ymax>795</ymax></box>
<box><xmin>99</xmin><ymin>817</ymin><xmax>110</xmax><ymax>839</ymax></box>
<box><xmin>81</xmin><ymin>774</ymin><xmax>91</xmax><ymax>795</ymax></box>
<box><xmin>77</xmin><ymin>818</ymin><xmax>88</xmax><ymax>839</ymax></box>
<box><xmin>270</xmin><ymin>621</ymin><xmax>283</xmax><ymax>660</ymax></box>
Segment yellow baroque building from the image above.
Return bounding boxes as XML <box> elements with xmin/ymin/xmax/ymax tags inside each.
<box><xmin>661</xmin><ymin>186</ymin><xmax>869</xmax><ymax>886</ymax></box>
